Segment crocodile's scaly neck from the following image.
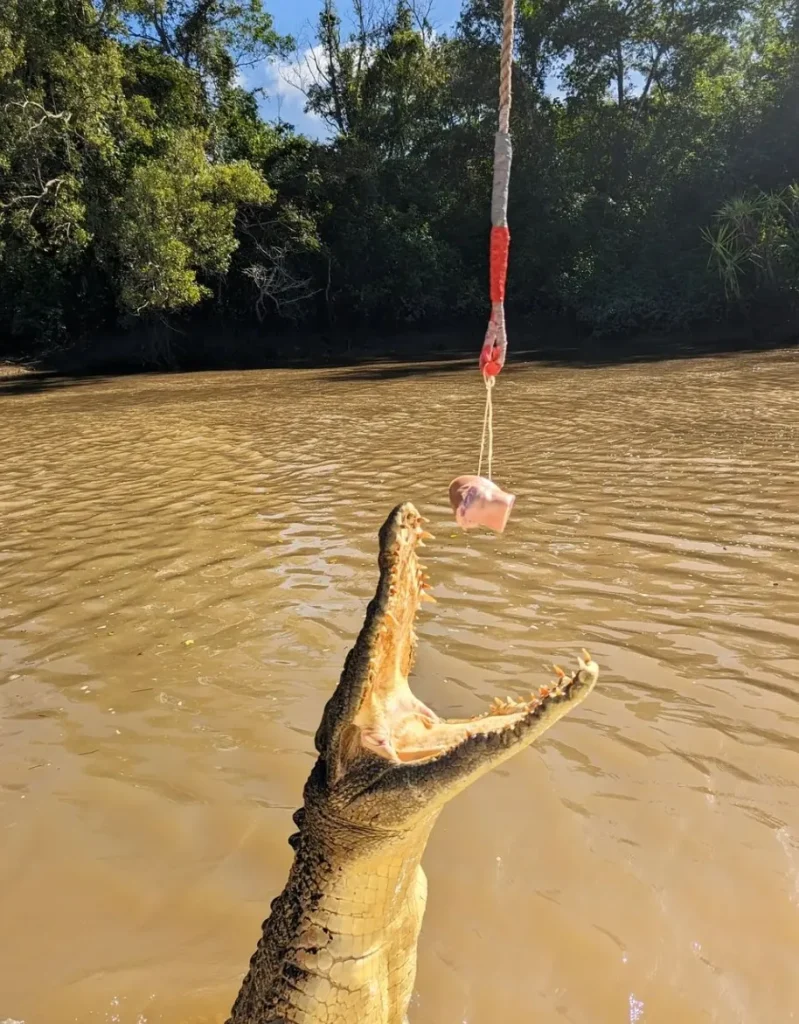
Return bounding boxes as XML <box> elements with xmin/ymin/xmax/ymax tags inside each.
<box><xmin>227</xmin><ymin>790</ymin><xmax>440</xmax><ymax>1024</ymax></box>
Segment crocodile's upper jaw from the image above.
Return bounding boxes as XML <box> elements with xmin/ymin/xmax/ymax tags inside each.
<box><xmin>313</xmin><ymin>502</ymin><xmax>599</xmax><ymax>832</ymax></box>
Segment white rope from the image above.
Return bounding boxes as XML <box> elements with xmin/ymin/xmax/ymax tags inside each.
<box><xmin>477</xmin><ymin>375</ymin><xmax>495</xmax><ymax>480</ymax></box>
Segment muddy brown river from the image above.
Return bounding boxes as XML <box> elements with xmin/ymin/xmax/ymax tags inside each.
<box><xmin>1</xmin><ymin>350</ymin><xmax>798</xmax><ymax>1024</ymax></box>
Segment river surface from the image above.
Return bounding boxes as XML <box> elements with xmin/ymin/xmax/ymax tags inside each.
<box><xmin>1</xmin><ymin>350</ymin><xmax>798</xmax><ymax>1024</ymax></box>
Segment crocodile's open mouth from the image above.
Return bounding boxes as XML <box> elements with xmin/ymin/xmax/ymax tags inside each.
<box><xmin>353</xmin><ymin>503</ymin><xmax>596</xmax><ymax>765</ymax></box>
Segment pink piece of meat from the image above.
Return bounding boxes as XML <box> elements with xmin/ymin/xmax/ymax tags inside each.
<box><xmin>448</xmin><ymin>475</ymin><xmax>515</xmax><ymax>533</ymax></box>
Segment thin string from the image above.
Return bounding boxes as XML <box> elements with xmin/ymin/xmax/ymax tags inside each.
<box><xmin>477</xmin><ymin>374</ymin><xmax>495</xmax><ymax>480</ymax></box>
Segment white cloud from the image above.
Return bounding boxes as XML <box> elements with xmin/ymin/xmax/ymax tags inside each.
<box><xmin>239</xmin><ymin>47</ymin><xmax>331</xmax><ymax>140</ymax></box>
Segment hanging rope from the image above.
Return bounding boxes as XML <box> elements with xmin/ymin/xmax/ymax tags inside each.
<box><xmin>477</xmin><ymin>375</ymin><xmax>495</xmax><ymax>480</ymax></box>
<box><xmin>477</xmin><ymin>0</ymin><xmax>514</xmax><ymax>480</ymax></box>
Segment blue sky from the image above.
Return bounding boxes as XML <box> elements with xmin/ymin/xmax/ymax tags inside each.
<box><xmin>245</xmin><ymin>0</ymin><xmax>463</xmax><ymax>137</ymax></box>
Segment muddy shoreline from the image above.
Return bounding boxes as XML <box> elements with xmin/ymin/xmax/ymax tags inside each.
<box><xmin>2</xmin><ymin>316</ymin><xmax>797</xmax><ymax>385</ymax></box>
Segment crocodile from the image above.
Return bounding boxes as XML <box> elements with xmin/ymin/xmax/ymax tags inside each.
<box><xmin>227</xmin><ymin>501</ymin><xmax>599</xmax><ymax>1024</ymax></box>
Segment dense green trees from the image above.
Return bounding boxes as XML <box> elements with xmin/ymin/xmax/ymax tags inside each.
<box><xmin>2</xmin><ymin>0</ymin><xmax>799</xmax><ymax>361</ymax></box>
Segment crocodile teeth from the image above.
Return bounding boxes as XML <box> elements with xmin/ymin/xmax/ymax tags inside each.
<box><xmin>420</xmin><ymin>591</ymin><xmax>437</xmax><ymax>603</ymax></box>
<box><xmin>490</xmin><ymin>697</ymin><xmax>517</xmax><ymax>715</ymax></box>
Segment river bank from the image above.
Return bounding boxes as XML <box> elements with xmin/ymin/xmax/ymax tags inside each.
<box><xmin>2</xmin><ymin>313</ymin><xmax>798</xmax><ymax>384</ymax></box>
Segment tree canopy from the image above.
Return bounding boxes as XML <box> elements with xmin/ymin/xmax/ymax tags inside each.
<box><xmin>2</xmin><ymin>0</ymin><xmax>799</xmax><ymax>362</ymax></box>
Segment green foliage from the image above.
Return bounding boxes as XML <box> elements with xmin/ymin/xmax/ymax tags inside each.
<box><xmin>2</xmin><ymin>0</ymin><xmax>799</xmax><ymax>360</ymax></box>
<box><xmin>121</xmin><ymin>0</ymin><xmax>293</xmax><ymax>84</ymax></box>
<box><xmin>0</xmin><ymin>0</ymin><xmax>281</xmax><ymax>344</ymax></box>
<box><xmin>704</xmin><ymin>186</ymin><xmax>799</xmax><ymax>303</ymax></box>
<box><xmin>114</xmin><ymin>129</ymin><xmax>272</xmax><ymax>313</ymax></box>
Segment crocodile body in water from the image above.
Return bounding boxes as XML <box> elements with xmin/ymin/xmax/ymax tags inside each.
<box><xmin>227</xmin><ymin>502</ymin><xmax>599</xmax><ymax>1024</ymax></box>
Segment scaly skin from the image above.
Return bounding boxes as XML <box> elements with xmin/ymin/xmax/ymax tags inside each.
<box><xmin>227</xmin><ymin>503</ymin><xmax>599</xmax><ymax>1024</ymax></box>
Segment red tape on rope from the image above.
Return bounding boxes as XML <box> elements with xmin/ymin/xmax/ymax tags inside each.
<box><xmin>478</xmin><ymin>225</ymin><xmax>511</xmax><ymax>376</ymax></box>
<box><xmin>489</xmin><ymin>226</ymin><xmax>510</xmax><ymax>302</ymax></box>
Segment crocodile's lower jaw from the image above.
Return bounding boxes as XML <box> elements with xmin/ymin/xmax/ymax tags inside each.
<box><xmin>227</xmin><ymin>502</ymin><xmax>599</xmax><ymax>1024</ymax></box>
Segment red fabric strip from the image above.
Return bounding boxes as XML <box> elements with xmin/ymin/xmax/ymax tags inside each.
<box><xmin>489</xmin><ymin>226</ymin><xmax>510</xmax><ymax>303</ymax></box>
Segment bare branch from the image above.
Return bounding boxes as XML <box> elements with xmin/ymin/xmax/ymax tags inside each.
<box><xmin>0</xmin><ymin>177</ymin><xmax>66</xmax><ymax>217</ymax></box>
<box><xmin>243</xmin><ymin>244</ymin><xmax>320</xmax><ymax>321</ymax></box>
<box><xmin>3</xmin><ymin>100</ymin><xmax>72</xmax><ymax>139</ymax></box>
